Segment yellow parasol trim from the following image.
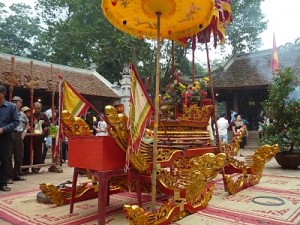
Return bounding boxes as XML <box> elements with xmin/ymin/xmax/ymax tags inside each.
<box><xmin>101</xmin><ymin>0</ymin><xmax>215</xmax><ymax>41</ymax></box>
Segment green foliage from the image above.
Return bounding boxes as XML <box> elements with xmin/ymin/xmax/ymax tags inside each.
<box><xmin>260</xmin><ymin>68</ymin><xmax>300</xmax><ymax>153</ymax></box>
<box><xmin>46</xmin><ymin>125</ymin><xmax>58</xmax><ymax>136</ymax></box>
<box><xmin>260</xmin><ymin>130</ymin><xmax>286</xmax><ymax>151</ymax></box>
<box><xmin>0</xmin><ymin>3</ymin><xmax>42</xmax><ymax>57</ymax></box>
<box><xmin>227</xmin><ymin>0</ymin><xmax>267</xmax><ymax>54</ymax></box>
<box><xmin>0</xmin><ymin>0</ymin><xmax>267</xmax><ymax>83</ymax></box>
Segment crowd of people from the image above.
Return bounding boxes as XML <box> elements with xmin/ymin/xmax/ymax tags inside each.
<box><xmin>0</xmin><ymin>84</ymin><xmax>57</xmax><ymax>191</ymax></box>
<box><xmin>0</xmin><ymin>83</ymin><xmax>109</xmax><ymax>192</ymax></box>
<box><xmin>216</xmin><ymin>109</ymin><xmax>274</xmax><ymax>157</ymax></box>
<box><xmin>217</xmin><ymin>109</ymin><xmax>249</xmax><ymax>157</ymax></box>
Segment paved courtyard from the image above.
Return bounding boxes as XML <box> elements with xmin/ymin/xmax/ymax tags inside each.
<box><xmin>0</xmin><ymin>148</ymin><xmax>299</xmax><ymax>225</ymax></box>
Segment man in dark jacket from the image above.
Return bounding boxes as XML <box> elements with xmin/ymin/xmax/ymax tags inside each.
<box><xmin>8</xmin><ymin>96</ymin><xmax>29</xmax><ymax>182</ymax></box>
<box><xmin>0</xmin><ymin>84</ymin><xmax>19</xmax><ymax>191</ymax></box>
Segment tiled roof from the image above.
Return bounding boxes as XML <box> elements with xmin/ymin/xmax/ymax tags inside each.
<box><xmin>213</xmin><ymin>44</ymin><xmax>300</xmax><ymax>89</ymax></box>
<box><xmin>0</xmin><ymin>53</ymin><xmax>119</xmax><ymax>98</ymax></box>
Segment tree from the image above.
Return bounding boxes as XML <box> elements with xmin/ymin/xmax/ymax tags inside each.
<box><xmin>0</xmin><ymin>3</ymin><xmax>7</xmax><ymax>20</ymax></box>
<box><xmin>35</xmin><ymin>0</ymin><xmax>156</xmax><ymax>83</ymax></box>
<box><xmin>0</xmin><ymin>0</ymin><xmax>267</xmax><ymax>83</ymax></box>
<box><xmin>0</xmin><ymin>3</ymin><xmax>42</xmax><ymax>57</ymax></box>
<box><xmin>226</xmin><ymin>0</ymin><xmax>267</xmax><ymax>54</ymax></box>
<box><xmin>34</xmin><ymin>0</ymin><xmax>207</xmax><ymax>87</ymax></box>
<box><xmin>261</xmin><ymin>68</ymin><xmax>300</xmax><ymax>153</ymax></box>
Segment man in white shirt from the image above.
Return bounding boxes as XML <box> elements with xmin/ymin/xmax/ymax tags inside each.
<box><xmin>217</xmin><ymin>113</ymin><xmax>229</xmax><ymax>144</ymax></box>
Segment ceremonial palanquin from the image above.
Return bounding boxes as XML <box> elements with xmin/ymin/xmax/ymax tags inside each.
<box><xmin>40</xmin><ymin>85</ymin><xmax>278</xmax><ymax>225</ymax></box>
<box><xmin>39</xmin><ymin>0</ymin><xmax>280</xmax><ymax>224</ymax></box>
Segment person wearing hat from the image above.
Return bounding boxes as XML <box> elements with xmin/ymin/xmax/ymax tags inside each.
<box><xmin>21</xmin><ymin>106</ymin><xmax>30</xmax><ymax>114</ymax></box>
<box><xmin>0</xmin><ymin>84</ymin><xmax>19</xmax><ymax>191</ymax></box>
<box><xmin>8</xmin><ymin>96</ymin><xmax>29</xmax><ymax>182</ymax></box>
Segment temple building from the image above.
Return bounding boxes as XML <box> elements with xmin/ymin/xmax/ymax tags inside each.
<box><xmin>0</xmin><ymin>53</ymin><xmax>120</xmax><ymax>113</ymax></box>
<box><xmin>212</xmin><ymin>44</ymin><xmax>300</xmax><ymax>130</ymax></box>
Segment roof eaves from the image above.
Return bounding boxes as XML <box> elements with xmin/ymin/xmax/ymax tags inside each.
<box><xmin>92</xmin><ymin>71</ymin><xmax>120</xmax><ymax>98</ymax></box>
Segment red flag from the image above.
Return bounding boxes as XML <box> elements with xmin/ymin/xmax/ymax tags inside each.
<box><xmin>54</xmin><ymin>76</ymin><xmax>101</xmax><ymax>160</ymax></box>
<box><xmin>271</xmin><ymin>33</ymin><xmax>280</xmax><ymax>73</ymax></box>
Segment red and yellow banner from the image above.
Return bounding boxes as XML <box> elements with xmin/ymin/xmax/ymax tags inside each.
<box><xmin>128</xmin><ymin>64</ymin><xmax>154</xmax><ymax>153</ymax></box>
<box><xmin>62</xmin><ymin>81</ymin><xmax>90</xmax><ymax>117</ymax></box>
<box><xmin>54</xmin><ymin>77</ymin><xmax>94</xmax><ymax>160</ymax></box>
<box><xmin>271</xmin><ymin>33</ymin><xmax>280</xmax><ymax>73</ymax></box>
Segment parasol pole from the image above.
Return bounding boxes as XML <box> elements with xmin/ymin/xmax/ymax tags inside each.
<box><xmin>192</xmin><ymin>35</ymin><xmax>196</xmax><ymax>83</ymax></box>
<box><xmin>151</xmin><ymin>11</ymin><xmax>161</xmax><ymax>213</ymax></box>
<box><xmin>171</xmin><ymin>41</ymin><xmax>175</xmax><ymax>83</ymax></box>
<box><xmin>204</xmin><ymin>41</ymin><xmax>219</xmax><ymax>150</ymax></box>
<box><xmin>205</xmin><ymin>41</ymin><xmax>228</xmax><ymax>188</ymax></box>
<box><xmin>192</xmin><ymin>48</ymin><xmax>195</xmax><ymax>83</ymax></box>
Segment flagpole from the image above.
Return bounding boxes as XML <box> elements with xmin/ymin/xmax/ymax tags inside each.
<box><xmin>50</xmin><ymin>64</ymin><xmax>55</xmax><ymax>125</ymax></box>
<box><xmin>29</xmin><ymin>61</ymin><xmax>34</xmax><ymax>167</ymax></box>
<box><xmin>47</xmin><ymin>65</ymin><xmax>64</xmax><ymax>173</ymax></box>
<box><xmin>53</xmin><ymin>75</ymin><xmax>64</xmax><ymax>170</ymax></box>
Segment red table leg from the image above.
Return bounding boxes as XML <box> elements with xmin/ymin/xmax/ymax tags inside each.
<box><xmin>70</xmin><ymin>168</ymin><xmax>139</xmax><ymax>225</ymax></box>
<box><xmin>70</xmin><ymin>168</ymin><xmax>79</xmax><ymax>214</ymax></box>
<box><xmin>131</xmin><ymin>170</ymin><xmax>142</xmax><ymax>207</ymax></box>
<box><xmin>97</xmin><ymin>172</ymin><xmax>109</xmax><ymax>225</ymax></box>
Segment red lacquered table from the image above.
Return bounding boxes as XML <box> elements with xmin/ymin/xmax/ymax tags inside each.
<box><xmin>68</xmin><ymin>136</ymin><xmax>141</xmax><ymax>225</ymax></box>
<box><xmin>69</xmin><ymin>167</ymin><xmax>141</xmax><ymax>225</ymax></box>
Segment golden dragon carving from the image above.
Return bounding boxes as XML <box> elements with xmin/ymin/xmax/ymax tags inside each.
<box><xmin>158</xmin><ymin>153</ymin><xmax>226</xmax><ymax>203</ymax></box>
<box><xmin>105</xmin><ymin>105</ymin><xmax>148</xmax><ymax>172</ymax></box>
<box><xmin>123</xmin><ymin>153</ymin><xmax>226</xmax><ymax>224</ymax></box>
<box><xmin>39</xmin><ymin>182</ymin><xmax>91</xmax><ymax>206</ymax></box>
<box><xmin>224</xmin><ymin>144</ymin><xmax>279</xmax><ymax>194</ymax></box>
<box><xmin>61</xmin><ymin>110</ymin><xmax>92</xmax><ymax>136</ymax></box>
<box><xmin>181</xmin><ymin>104</ymin><xmax>214</xmax><ymax>122</ymax></box>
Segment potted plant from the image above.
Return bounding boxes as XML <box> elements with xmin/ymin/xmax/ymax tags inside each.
<box><xmin>260</xmin><ymin>68</ymin><xmax>300</xmax><ymax>169</ymax></box>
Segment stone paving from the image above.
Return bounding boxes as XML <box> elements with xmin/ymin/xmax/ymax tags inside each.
<box><xmin>0</xmin><ymin>149</ymin><xmax>299</xmax><ymax>225</ymax></box>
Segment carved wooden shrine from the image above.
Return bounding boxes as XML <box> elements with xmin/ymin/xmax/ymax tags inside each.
<box><xmin>40</xmin><ymin>102</ymin><xmax>278</xmax><ymax>225</ymax></box>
